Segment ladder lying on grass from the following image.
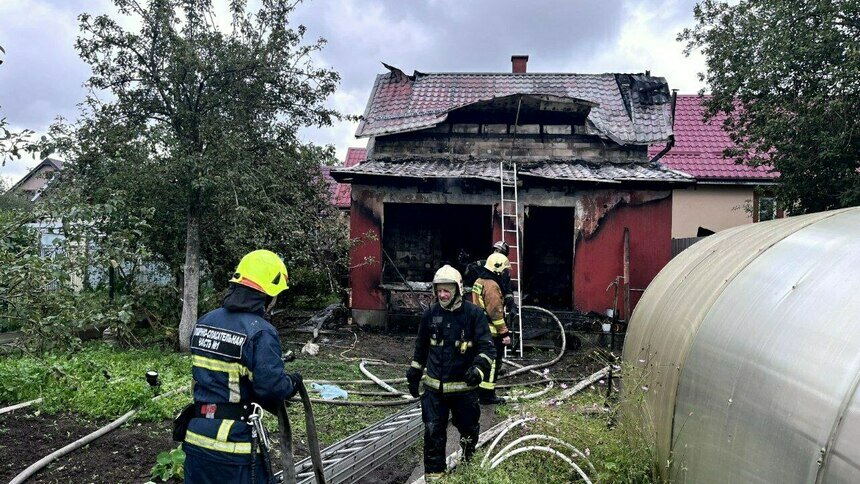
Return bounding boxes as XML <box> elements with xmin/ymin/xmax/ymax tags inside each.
<box><xmin>277</xmin><ymin>402</ymin><xmax>422</xmax><ymax>483</ymax></box>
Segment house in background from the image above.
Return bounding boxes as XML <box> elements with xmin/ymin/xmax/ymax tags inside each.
<box><xmin>321</xmin><ymin>147</ymin><xmax>367</xmax><ymax>212</ymax></box>
<box><xmin>332</xmin><ymin>56</ymin><xmax>693</xmax><ymax>328</ymax></box>
<box><xmin>8</xmin><ymin>157</ymin><xmax>64</xmax><ymax>201</ymax></box>
<box><xmin>649</xmin><ymin>95</ymin><xmax>779</xmax><ymax>240</ymax></box>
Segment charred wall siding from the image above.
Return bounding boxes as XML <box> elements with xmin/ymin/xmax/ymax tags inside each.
<box><xmin>372</xmin><ymin>128</ymin><xmax>646</xmax><ymax>163</ymax></box>
<box><xmin>348</xmin><ymin>180</ymin><xmax>672</xmax><ymax>326</ymax></box>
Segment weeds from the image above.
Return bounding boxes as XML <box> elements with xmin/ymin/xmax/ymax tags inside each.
<box><xmin>445</xmin><ymin>374</ymin><xmax>657</xmax><ymax>483</ymax></box>
<box><xmin>0</xmin><ymin>342</ymin><xmax>191</xmax><ymax>421</ymax></box>
<box><xmin>147</xmin><ymin>444</ymin><xmax>185</xmax><ymax>482</ymax></box>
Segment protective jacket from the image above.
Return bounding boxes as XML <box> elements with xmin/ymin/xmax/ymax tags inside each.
<box><xmin>183</xmin><ymin>284</ymin><xmax>295</xmax><ymax>480</ymax></box>
<box><xmin>471</xmin><ymin>267</ymin><xmax>509</xmax><ymax>336</ymax></box>
<box><xmin>411</xmin><ymin>300</ymin><xmax>495</xmax><ymax>393</ymax></box>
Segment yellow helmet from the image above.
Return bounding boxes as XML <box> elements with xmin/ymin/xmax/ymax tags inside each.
<box><xmin>432</xmin><ymin>264</ymin><xmax>463</xmax><ymax>296</ymax></box>
<box><xmin>229</xmin><ymin>250</ymin><xmax>289</xmax><ymax>297</ymax></box>
<box><xmin>485</xmin><ymin>252</ymin><xmax>511</xmax><ymax>274</ymax></box>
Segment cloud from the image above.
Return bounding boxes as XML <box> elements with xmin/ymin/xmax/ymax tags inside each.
<box><xmin>577</xmin><ymin>0</ymin><xmax>707</xmax><ymax>92</ymax></box>
<box><xmin>1</xmin><ymin>0</ymin><xmax>709</xmax><ymax>170</ymax></box>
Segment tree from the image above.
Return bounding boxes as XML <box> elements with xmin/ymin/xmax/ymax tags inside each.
<box><xmin>680</xmin><ymin>0</ymin><xmax>860</xmax><ymax>213</ymax></box>
<box><xmin>67</xmin><ymin>0</ymin><xmax>343</xmax><ymax>350</ymax></box>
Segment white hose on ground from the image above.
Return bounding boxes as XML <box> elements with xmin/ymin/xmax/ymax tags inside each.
<box><xmin>306</xmin><ymin>377</ymin><xmax>407</xmax><ymax>385</ymax></box>
<box><xmin>489</xmin><ymin>434</ymin><xmax>597</xmax><ymax>476</ymax></box>
<box><xmin>359</xmin><ymin>359</ymin><xmax>411</xmax><ymax>399</ymax></box>
<box><xmin>500</xmin><ymin>359</ymin><xmax>554</xmax><ymax>401</ymax></box>
<box><xmin>503</xmin><ymin>380</ymin><xmax>554</xmax><ymax>402</ymax></box>
<box><xmin>9</xmin><ymin>384</ymin><xmax>190</xmax><ymax>484</ymax></box>
<box><xmin>0</xmin><ymin>397</ymin><xmax>43</xmax><ymax>415</ymax></box>
<box><xmin>500</xmin><ymin>305</ymin><xmax>567</xmax><ymax>379</ymax></box>
<box><xmin>292</xmin><ymin>395</ymin><xmax>419</xmax><ymax>406</ymax></box>
<box><xmin>489</xmin><ymin>445</ymin><xmax>592</xmax><ymax>483</ymax></box>
<box><xmin>479</xmin><ymin>417</ymin><xmax>536</xmax><ymax>468</ymax></box>
<box><xmin>409</xmin><ymin>416</ymin><xmax>520</xmax><ymax>484</ymax></box>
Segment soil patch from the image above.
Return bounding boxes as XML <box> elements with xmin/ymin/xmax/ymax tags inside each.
<box><xmin>0</xmin><ymin>411</ymin><xmax>173</xmax><ymax>483</ymax></box>
<box><xmin>0</xmin><ymin>320</ymin><xmax>610</xmax><ymax>484</ymax></box>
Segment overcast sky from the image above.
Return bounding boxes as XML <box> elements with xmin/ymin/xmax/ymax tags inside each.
<box><xmin>0</xmin><ymin>0</ymin><xmax>707</xmax><ymax>185</ymax></box>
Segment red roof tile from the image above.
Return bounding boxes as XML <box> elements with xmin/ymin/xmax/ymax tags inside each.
<box><xmin>650</xmin><ymin>95</ymin><xmax>777</xmax><ymax>180</ymax></box>
<box><xmin>358</xmin><ymin>68</ymin><xmax>674</xmax><ymax>145</ymax></box>
<box><xmin>323</xmin><ymin>147</ymin><xmax>366</xmax><ymax>209</ymax></box>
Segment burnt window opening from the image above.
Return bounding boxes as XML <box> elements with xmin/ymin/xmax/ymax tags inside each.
<box><xmin>523</xmin><ymin>206</ymin><xmax>574</xmax><ymax>310</ymax></box>
<box><xmin>382</xmin><ymin>203</ymin><xmax>492</xmax><ymax>283</ymax></box>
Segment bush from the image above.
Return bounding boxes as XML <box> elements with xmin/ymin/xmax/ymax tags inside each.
<box><xmin>286</xmin><ymin>266</ymin><xmax>342</xmax><ymax>310</ymax></box>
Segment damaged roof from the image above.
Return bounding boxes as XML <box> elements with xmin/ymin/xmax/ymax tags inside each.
<box><xmin>331</xmin><ymin>156</ymin><xmax>692</xmax><ymax>184</ymax></box>
<box><xmin>356</xmin><ymin>66</ymin><xmax>674</xmax><ymax>145</ymax></box>
<box><xmin>321</xmin><ymin>147</ymin><xmax>367</xmax><ymax>209</ymax></box>
<box><xmin>649</xmin><ymin>95</ymin><xmax>777</xmax><ymax>181</ymax></box>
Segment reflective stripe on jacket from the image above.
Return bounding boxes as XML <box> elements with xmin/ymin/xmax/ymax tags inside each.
<box><xmin>185</xmin><ymin>303</ymin><xmax>294</xmax><ymax>465</ymax></box>
<box><xmin>411</xmin><ymin>300</ymin><xmax>495</xmax><ymax>390</ymax></box>
<box><xmin>472</xmin><ymin>277</ymin><xmax>508</xmax><ymax>335</ymax></box>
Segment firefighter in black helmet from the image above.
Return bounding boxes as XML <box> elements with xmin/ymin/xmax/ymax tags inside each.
<box><xmin>406</xmin><ymin>265</ymin><xmax>495</xmax><ymax>481</ymax></box>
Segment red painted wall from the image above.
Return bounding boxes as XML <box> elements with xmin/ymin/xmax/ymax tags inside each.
<box><xmin>573</xmin><ymin>197</ymin><xmax>672</xmax><ymax>318</ymax></box>
<box><xmin>349</xmin><ymin>196</ymin><xmax>385</xmax><ymax>311</ymax></box>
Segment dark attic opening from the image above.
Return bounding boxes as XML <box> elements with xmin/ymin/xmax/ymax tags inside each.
<box><xmin>523</xmin><ymin>206</ymin><xmax>574</xmax><ymax>310</ymax></box>
<box><xmin>382</xmin><ymin>203</ymin><xmax>492</xmax><ymax>283</ymax></box>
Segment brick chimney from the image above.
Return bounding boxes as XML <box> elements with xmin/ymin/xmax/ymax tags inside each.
<box><xmin>511</xmin><ymin>55</ymin><xmax>529</xmax><ymax>73</ymax></box>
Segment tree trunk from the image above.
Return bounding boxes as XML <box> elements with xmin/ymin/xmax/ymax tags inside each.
<box><xmin>178</xmin><ymin>211</ymin><xmax>201</xmax><ymax>352</ymax></box>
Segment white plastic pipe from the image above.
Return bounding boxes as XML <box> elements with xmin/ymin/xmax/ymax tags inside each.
<box><xmin>489</xmin><ymin>445</ymin><xmax>592</xmax><ymax>483</ymax></box>
<box><xmin>10</xmin><ymin>385</ymin><xmax>190</xmax><ymax>484</ymax></box>
<box><xmin>556</xmin><ymin>366</ymin><xmax>610</xmax><ymax>400</ymax></box>
<box><xmin>0</xmin><ymin>397</ymin><xmax>43</xmax><ymax>415</ymax></box>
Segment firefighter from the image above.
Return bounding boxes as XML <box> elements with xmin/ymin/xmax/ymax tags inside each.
<box><xmin>180</xmin><ymin>249</ymin><xmax>302</xmax><ymax>484</ymax></box>
<box><xmin>472</xmin><ymin>252</ymin><xmax>513</xmax><ymax>405</ymax></box>
<box><xmin>492</xmin><ymin>240</ymin><xmax>509</xmax><ymax>257</ymax></box>
<box><xmin>406</xmin><ymin>265</ymin><xmax>495</xmax><ymax>481</ymax></box>
<box><xmin>490</xmin><ymin>241</ymin><xmax>519</xmax><ymax>317</ymax></box>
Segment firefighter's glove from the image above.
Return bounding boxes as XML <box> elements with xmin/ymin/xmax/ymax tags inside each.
<box><xmin>505</xmin><ymin>296</ymin><xmax>519</xmax><ymax>316</ymax></box>
<box><xmin>286</xmin><ymin>372</ymin><xmax>303</xmax><ymax>400</ymax></box>
<box><xmin>408</xmin><ymin>380</ymin><xmax>420</xmax><ymax>398</ymax></box>
<box><xmin>406</xmin><ymin>367</ymin><xmax>422</xmax><ymax>398</ymax></box>
<box><xmin>464</xmin><ymin>366</ymin><xmax>483</xmax><ymax>387</ymax></box>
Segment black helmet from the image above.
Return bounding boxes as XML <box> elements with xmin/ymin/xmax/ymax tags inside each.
<box><xmin>492</xmin><ymin>240</ymin><xmax>510</xmax><ymax>257</ymax></box>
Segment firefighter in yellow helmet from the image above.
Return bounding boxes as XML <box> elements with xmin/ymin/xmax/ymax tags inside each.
<box><xmin>406</xmin><ymin>265</ymin><xmax>495</xmax><ymax>481</ymax></box>
<box><xmin>179</xmin><ymin>249</ymin><xmax>301</xmax><ymax>484</ymax></box>
<box><xmin>471</xmin><ymin>252</ymin><xmax>513</xmax><ymax>405</ymax></box>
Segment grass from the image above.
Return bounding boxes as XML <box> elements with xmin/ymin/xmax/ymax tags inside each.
<box><xmin>0</xmin><ymin>341</ymin><xmax>407</xmax><ymax>445</ymax></box>
<box><xmin>443</xmin><ymin>383</ymin><xmax>657</xmax><ymax>483</ymax></box>
<box><xmin>0</xmin><ymin>342</ymin><xmax>191</xmax><ymax>422</ymax></box>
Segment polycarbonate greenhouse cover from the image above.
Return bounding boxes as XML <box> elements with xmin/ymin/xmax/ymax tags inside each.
<box><xmin>623</xmin><ymin>206</ymin><xmax>860</xmax><ymax>483</ymax></box>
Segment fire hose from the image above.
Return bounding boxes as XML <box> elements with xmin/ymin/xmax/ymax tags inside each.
<box><xmin>276</xmin><ymin>352</ymin><xmax>326</xmax><ymax>484</ymax></box>
<box><xmin>277</xmin><ymin>381</ymin><xmax>326</xmax><ymax>484</ymax></box>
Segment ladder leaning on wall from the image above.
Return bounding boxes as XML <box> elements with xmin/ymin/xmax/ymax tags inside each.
<box><xmin>498</xmin><ymin>158</ymin><xmax>524</xmax><ymax>357</ymax></box>
<box><xmin>500</xmin><ymin>94</ymin><xmax>524</xmax><ymax>358</ymax></box>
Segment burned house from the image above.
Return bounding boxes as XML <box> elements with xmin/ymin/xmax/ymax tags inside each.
<box><xmin>332</xmin><ymin>56</ymin><xmax>693</xmax><ymax>328</ymax></box>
